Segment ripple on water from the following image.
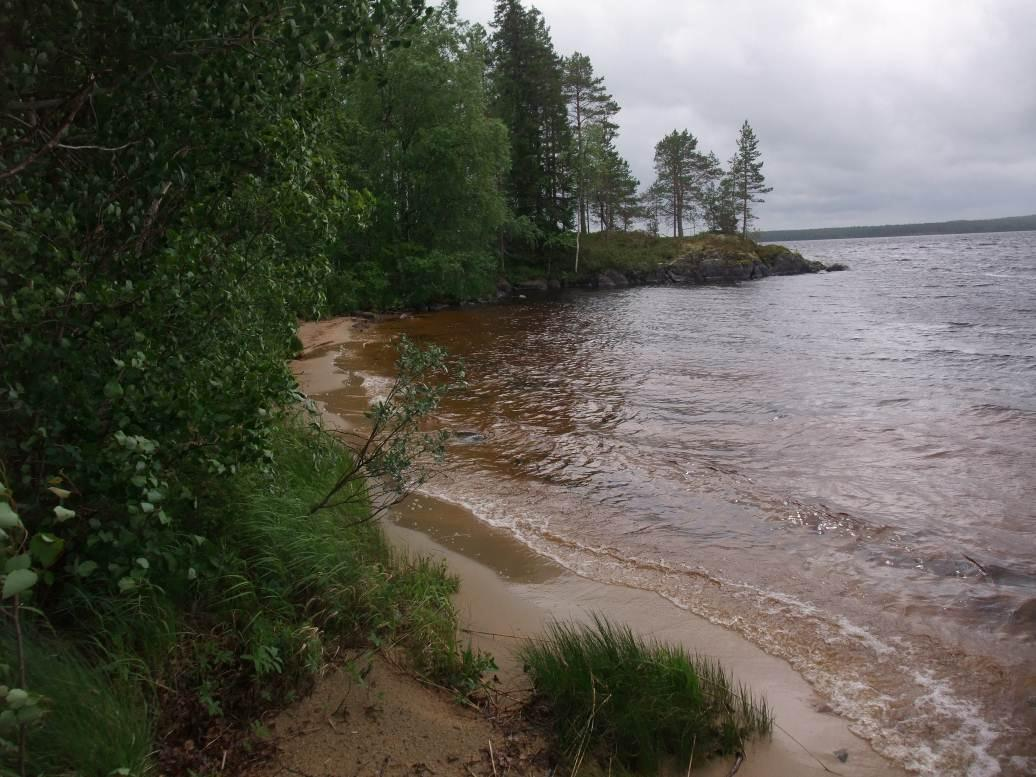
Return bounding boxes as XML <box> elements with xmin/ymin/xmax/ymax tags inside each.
<box><xmin>343</xmin><ymin>230</ymin><xmax>1036</xmax><ymax>775</ymax></box>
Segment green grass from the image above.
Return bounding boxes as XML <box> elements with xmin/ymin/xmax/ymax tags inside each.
<box><xmin>209</xmin><ymin>418</ymin><xmax>479</xmax><ymax>685</ymax></box>
<box><xmin>0</xmin><ymin>632</ymin><xmax>153</xmax><ymax>777</ymax></box>
<box><xmin>520</xmin><ymin>615</ymin><xmax>772</xmax><ymax>773</ymax></box>
<box><xmin>14</xmin><ymin>416</ymin><xmax>491</xmax><ymax>775</ymax></box>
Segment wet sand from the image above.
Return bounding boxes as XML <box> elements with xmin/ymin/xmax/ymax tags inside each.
<box><xmin>288</xmin><ymin>316</ymin><xmax>910</xmax><ymax>777</ymax></box>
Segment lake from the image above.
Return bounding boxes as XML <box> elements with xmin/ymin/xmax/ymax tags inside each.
<box><xmin>347</xmin><ymin>231</ymin><xmax>1036</xmax><ymax>776</ymax></box>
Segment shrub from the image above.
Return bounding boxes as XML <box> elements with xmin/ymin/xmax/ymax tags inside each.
<box><xmin>520</xmin><ymin>615</ymin><xmax>772</xmax><ymax>772</ymax></box>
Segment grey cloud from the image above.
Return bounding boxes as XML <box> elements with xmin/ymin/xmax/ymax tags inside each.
<box><xmin>456</xmin><ymin>0</ymin><xmax>1036</xmax><ymax>229</ymax></box>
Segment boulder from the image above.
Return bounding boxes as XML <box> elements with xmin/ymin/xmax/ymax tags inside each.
<box><xmin>596</xmin><ymin>269</ymin><xmax>629</xmax><ymax>288</ymax></box>
<box><xmin>663</xmin><ymin>265</ymin><xmax>695</xmax><ymax>284</ymax></box>
<box><xmin>764</xmin><ymin>249</ymin><xmax>822</xmax><ymax>275</ymax></box>
<box><xmin>547</xmin><ymin>278</ymin><xmax>562</xmax><ymax>291</ymax></box>
<box><xmin>515</xmin><ymin>278</ymin><xmax>549</xmax><ymax>292</ymax></box>
<box><xmin>496</xmin><ymin>278</ymin><xmax>513</xmax><ymax>299</ymax></box>
<box><xmin>698</xmin><ymin>256</ymin><xmax>750</xmax><ymax>282</ymax></box>
<box><xmin>826</xmin><ymin>262</ymin><xmax>849</xmax><ymax>272</ymax></box>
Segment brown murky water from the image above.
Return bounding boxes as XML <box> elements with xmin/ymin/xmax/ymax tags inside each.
<box><xmin>326</xmin><ymin>232</ymin><xmax>1036</xmax><ymax>776</ymax></box>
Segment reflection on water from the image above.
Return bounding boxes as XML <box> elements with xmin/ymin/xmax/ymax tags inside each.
<box><xmin>331</xmin><ymin>231</ymin><xmax>1036</xmax><ymax>777</ymax></box>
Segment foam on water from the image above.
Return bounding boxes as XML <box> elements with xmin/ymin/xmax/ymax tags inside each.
<box><xmin>416</xmin><ymin>481</ymin><xmax>1014</xmax><ymax>776</ymax></box>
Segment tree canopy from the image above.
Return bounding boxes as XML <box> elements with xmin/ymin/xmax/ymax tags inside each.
<box><xmin>0</xmin><ymin>0</ymin><xmax>778</xmax><ymax>606</ymax></box>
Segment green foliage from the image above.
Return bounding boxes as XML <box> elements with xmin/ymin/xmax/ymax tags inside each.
<box><xmin>562</xmin><ymin>52</ymin><xmax>630</xmax><ymax>238</ymax></box>
<box><xmin>490</xmin><ymin>0</ymin><xmax>573</xmax><ymax>235</ymax></box>
<box><xmin>339</xmin><ymin>3</ymin><xmax>509</xmax><ymax>251</ymax></box>
<box><xmin>0</xmin><ymin>3</ymin><xmax>511</xmax><ymax>768</ymax></box>
<box><xmin>0</xmin><ymin>484</ymin><xmax>50</xmax><ymax>774</ymax></box>
<box><xmin>328</xmin><ymin>248</ymin><xmax>498</xmax><ymax>312</ymax></box>
<box><xmin>0</xmin><ymin>631</ymin><xmax>151</xmax><ymax>777</ymax></box>
<box><xmin>312</xmin><ymin>336</ymin><xmax>465</xmax><ymax>515</ymax></box>
<box><xmin>531</xmin><ymin>231</ymin><xmax>679</xmax><ymax>279</ymax></box>
<box><xmin>0</xmin><ymin>0</ymin><xmax>434</xmax><ymax>603</ymax></box>
<box><xmin>196</xmin><ymin>418</ymin><xmax>487</xmax><ymax>702</ymax></box>
<box><xmin>520</xmin><ymin>615</ymin><xmax>772</xmax><ymax>773</ymax></box>
<box><xmin>29</xmin><ymin>417</ymin><xmax>491</xmax><ymax>775</ymax></box>
<box><xmin>652</xmin><ymin>130</ymin><xmax>701</xmax><ymax>238</ymax></box>
<box><xmin>319</xmin><ymin>3</ymin><xmax>509</xmax><ymax>312</ymax></box>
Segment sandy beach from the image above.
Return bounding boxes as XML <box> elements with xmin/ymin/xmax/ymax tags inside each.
<box><xmin>270</xmin><ymin>315</ymin><xmax>911</xmax><ymax>777</ymax></box>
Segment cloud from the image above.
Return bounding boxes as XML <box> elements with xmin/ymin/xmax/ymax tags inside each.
<box><xmin>455</xmin><ymin>0</ymin><xmax>1036</xmax><ymax>228</ymax></box>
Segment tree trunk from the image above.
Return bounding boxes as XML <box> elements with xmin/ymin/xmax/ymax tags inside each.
<box><xmin>575</xmin><ymin>227</ymin><xmax>580</xmax><ymax>273</ymax></box>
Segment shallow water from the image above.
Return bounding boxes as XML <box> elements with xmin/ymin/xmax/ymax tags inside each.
<box><xmin>340</xmin><ymin>231</ymin><xmax>1036</xmax><ymax>776</ymax></box>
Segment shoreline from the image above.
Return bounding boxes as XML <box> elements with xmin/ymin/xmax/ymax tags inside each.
<box><xmin>287</xmin><ymin>315</ymin><xmax>909</xmax><ymax>777</ymax></box>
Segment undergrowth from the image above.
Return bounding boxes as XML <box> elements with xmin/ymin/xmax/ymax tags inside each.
<box><xmin>520</xmin><ymin>615</ymin><xmax>772</xmax><ymax>773</ymax></box>
<box><xmin>6</xmin><ymin>418</ymin><xmax>490</xmax><ymax>776</ymax></box>
<box><xmin>0</xmin><ymin>631</ymin><xmax>152</xmax><ymax>777</ymax></box>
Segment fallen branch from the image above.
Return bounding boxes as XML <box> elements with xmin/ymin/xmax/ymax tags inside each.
<box><xmin>962</xmin><ymin>554</ymin><xmax>989</xmax><ymax>578</ymax></box>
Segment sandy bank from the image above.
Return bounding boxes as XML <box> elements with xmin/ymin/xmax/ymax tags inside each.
<box><xmin>275</xmin><ymin>315</ymin><xmax>909</xmax><ymax>777</ymax></box>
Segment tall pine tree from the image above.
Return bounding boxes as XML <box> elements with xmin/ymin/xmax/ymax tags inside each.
<box><xmin>489</xmin><ymin>1</ymin><xmax>572</xmax><ymax>237</ymax></box>
<box><xmin>729</xmin><ymin>120</ymin><xmax>773</xmax><ymax>238</ymax></box>
<box><xmin>651</xmin><ymin>130</ymin><xmax>699</xmax><ymax>237</ymax></box>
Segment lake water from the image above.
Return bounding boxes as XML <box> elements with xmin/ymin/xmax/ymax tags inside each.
<box><xmin>347</xmin><ymin>231</ymin><xmax>1036</xmax><ymax>776</ymax></box>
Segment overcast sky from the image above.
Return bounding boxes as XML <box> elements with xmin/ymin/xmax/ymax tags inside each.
<box><xmin>454</xmin><ymin>0</ymin><xmax>1036</xmax><ymax>230</ymax></box>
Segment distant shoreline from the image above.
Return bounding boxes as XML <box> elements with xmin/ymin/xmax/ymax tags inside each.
<box><xmin>759</xmin><ymin>213</ymin><xmax>1036</xmax><ymax>242</ymax></box>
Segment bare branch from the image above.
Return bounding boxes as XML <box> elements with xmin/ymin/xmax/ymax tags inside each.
<box><xmin>0</xmin><ymin>76</ymin><xmax>96</xmax><ymax>181</ymax></box>
<box><xmin>56</xmin><ymin>140</ymin><xmax>137</xmax><ymax>152</ymax></box>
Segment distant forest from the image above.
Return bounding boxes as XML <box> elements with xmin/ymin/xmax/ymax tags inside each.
<box><xmin>759</xmin><ymin>214</ymin><xmax>1036</xmax><ymax>242</ymax></box>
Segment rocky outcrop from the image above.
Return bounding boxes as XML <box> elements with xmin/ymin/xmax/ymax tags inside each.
<box><xmin>595</xmin><ymin>269</ymin><xmax>629</xmax><ymax>289</ymax></box>
<box><xmin>662</xmin><ymin>245</ymin><xmax>774</xmax><ymax>284</ymax></box>
<box><xmin>494</xmin><ymin>237</ymin><xmax>845</xmax><ymax>302</ymax></box>
<box><xmin>515</xmin><ymin>278</ymin><xmax>549</xmax><ymax>293</ymax></box>
<box><xmin>758</xmin><ymin>247</ymin><xmax>825</xmax><ymax>275</ymax></box>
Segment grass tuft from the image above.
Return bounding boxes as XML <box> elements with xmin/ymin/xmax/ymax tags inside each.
<box><xmin>0</xmin><ymin>631</ymin><xmax>152</xmax><ymax>777</ymax></box>
<box><xmin>520</xmin><ymin>614</ymin><xmax>772</xmax><ymax>772</ymax></box>
<box><xmin>210</xmin><ymin>419</ymin><xmax>477</xmax><ymax>685</ymax></box>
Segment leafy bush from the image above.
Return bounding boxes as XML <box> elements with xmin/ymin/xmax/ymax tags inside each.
<box><xmin>0</xmin><ymin>0</ymin><xmax>436</xmax><ymax>605</ymax></box>
<box><xmin>521</xmin><ymin>615</ymin><xmax>772</xmax><ymax>772</ymax></box>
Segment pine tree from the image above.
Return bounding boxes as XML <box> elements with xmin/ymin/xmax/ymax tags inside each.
<box><xmin>488</xmin><ymin>0</ymin><xmax>572</xmax><ymax>237</ymax></box>
<box><xmin>586</xmin><ymin>133</ymin><xmax>639</xmax><ymax>232</ymax></box>
<box><xmin>697</xmin><ymin>151</ymin><xmax>737</xmax><ymax>234</ymax></box>
<box><xmin>729</xmin><ymin>120</ymin><xmax>773</xmax><ymax>238</ymax></box>
<box><xmin>651</xmin><ymin>130</ymin><xmax>699</xmax><ymax>237</ymax></box>
<box><xmin>640</xmin><ymin>183</ymin><xmax>666</xmax><ymax>236</ymax></box>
